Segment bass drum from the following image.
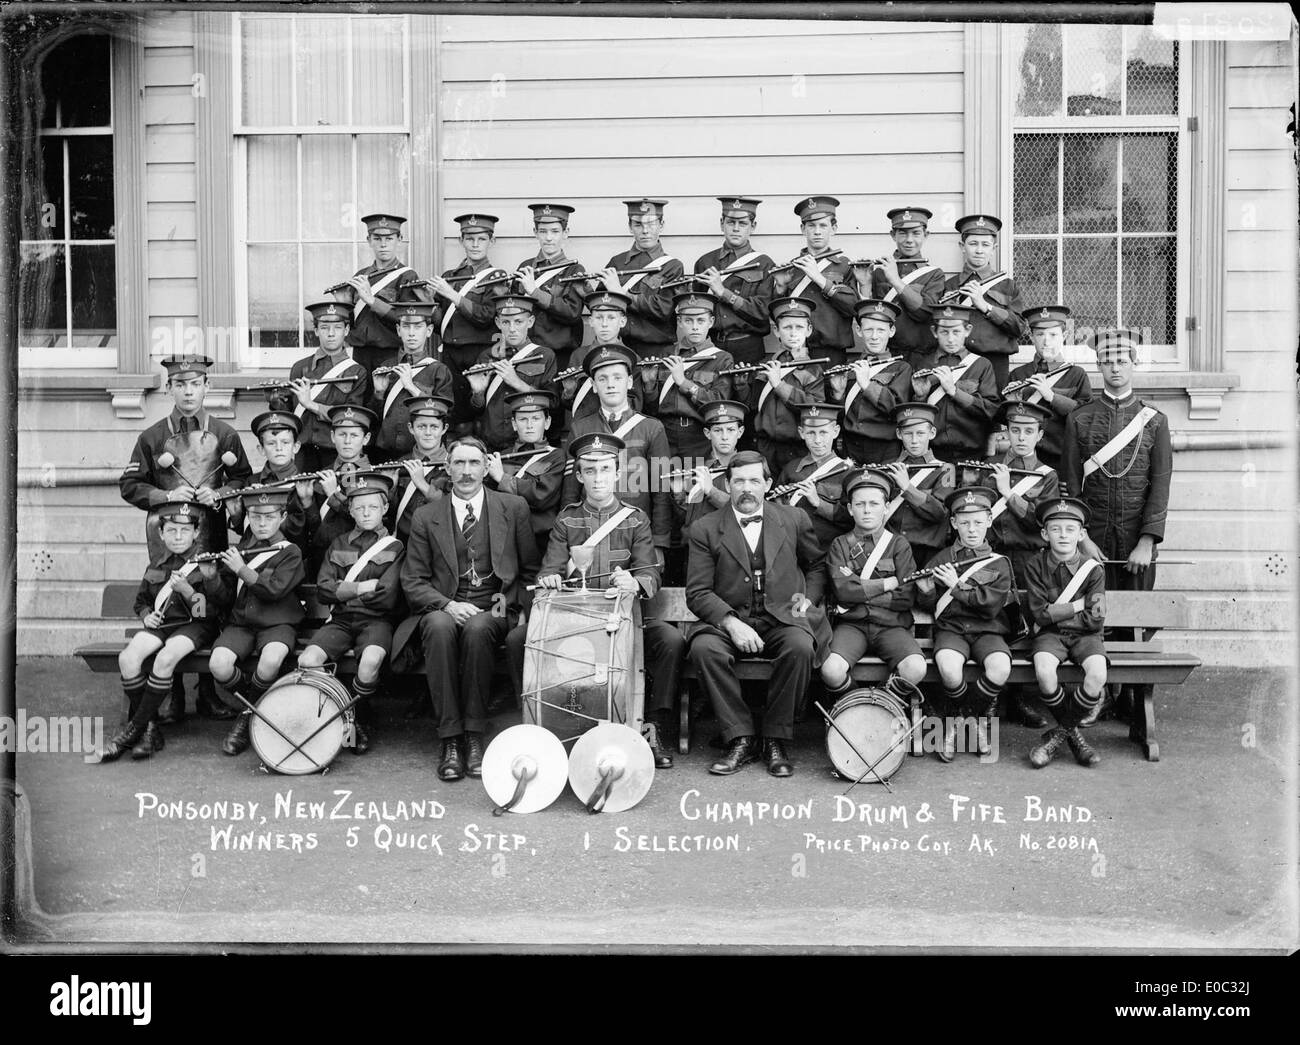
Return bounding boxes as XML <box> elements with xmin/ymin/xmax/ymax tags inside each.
<box><xmin>824</xmin><ymin>681</ymin><xmax>916</xmax><ymax>784</ymax></box>
<box><xmin>521</xmin><ymin>589</ymin><xmax>645</xmax><ymax>745</ymax></box>
<box><xmin>250</xmin><ymin>668</ymin><xmax>353</xmax><ymax>775</ymax></box>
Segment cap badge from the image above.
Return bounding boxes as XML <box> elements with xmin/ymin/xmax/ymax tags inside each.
<box><xmin>942</xmin><ymin>307</ymin><xmax>954</xmax><ymax>318</ymax></box>
<box><xmin>540</xmin><ymin>206</ymin><xmax>552</xmax><ymax>216</ymax></box>
<box><xmin>1040</xmin><ymin>308</ymin><xmax>1051</xmax><ymax>319</ymax></box>
<box><xmin>964</xmin><ymin>492</ymin><xmax>976</xmax><ymax>505</ymax></box>
<box><xmin>1056</xmin><ymin>502</ymin><xmax>1067</xmax><ymax>513</ymax></box>
<box><xmin>730</xmin><ymin>199</ymin><xmax>743</xmax><ymax>209</ymax></box>
<box><xmin>808</xmin><ymin>406</ymin><xmax>821</xmax><ymax>418</ymax></box>
<box><xmin>975</xmin><ymin>217</ymin><xmax>987</xmax><ymax>227</ymax></box>
<box><xmin>902</xmin><ymin>210</ymin><xmax>912</xmax><ymax>221</ymax></box>
<box><xmin>639</xmin><ymin>202</ymin><xmax>651</xmax><ymax>214</ymax></box>
<box><xmin>325</xmin><ymin>304</ymin><xmax>338</xmax><ymax>315</ymax></box>
<box><xmin>258</xmin><ymin>493</ymin><xmax>269</xmax><ymax>504</ymax></box>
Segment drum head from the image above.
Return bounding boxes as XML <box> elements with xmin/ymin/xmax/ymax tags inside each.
<box><xmin>825</xmin><ymin>688</ymin><xmax>910</xmax><ymax>784</ymax></box>
<box><xmin>568</xmin><ymin>723</ymin><xmax>655</xmax><ymax>813</ymax></box>
<box><xmin>250</xmin><ymin>675</ymin><xmax>349</xmax><ymax>775</ymax></box>
<box><xmin>481</xmin><ymin>725</ymin><xmax>569</xmax><ymax>814</ymax></box>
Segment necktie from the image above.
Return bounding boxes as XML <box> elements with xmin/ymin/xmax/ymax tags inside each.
<box><xmin>606</xmin><ymin>413</ymin><xmax>619</xmax><ymax>427</ymax></box>
<box><xmin>462</xmin><ymin>503</ymin><xmax>476</xmax><ymax>540</ymax></box>
<box><xmin>740</xmin><ymin>514</ymin><xmax>762</xmax><ymax>527</ymax></box>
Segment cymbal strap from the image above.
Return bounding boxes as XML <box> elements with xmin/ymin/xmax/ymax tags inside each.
<box><xmin>492</xmin><ymin>773</ymin><xmax>531</xmax><ymax>817</ymax></box>
<box><xmin>584</xmin><ymin>765</ymin><xmax>620</xmax><ymax>814</ymax></box>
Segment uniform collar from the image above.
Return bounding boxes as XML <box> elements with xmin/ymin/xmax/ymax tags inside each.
<box><xmin>169</xmin><ymin>407</ymin><xmax>207</xmax><ymax>431</ymax></box>
<box><xmin>901</xmin><ymin>452</ymin><xmax>936</xmax><ymax>465</ymax></box>
<box><xmin>533</xmin><ymin>251</ymin><xmax>568</xmax><ymax>266</ymax></box>
<box><xmin>1102</xmin><ymin>388</ymin><xmax>1136</xmax><ymax>406</ymax></box>
<box><xmin>952</xmin><ymin>538</ymin><xmax>994</xmax><ymax>557</ymax></box>
<box><xmin>631</xmin><ymin>243</ymin><xmax>665</xmax><ymax>262</ymax></box>
<box><xmin>312</xmin><ymin>346</ymin><xmax>351</xmax><ymax>367</ymax></box>
<box><xmin>1050</xmin><ymin>549</ymin><xmax>1088</xmax><ymax>574</ymax></box>
<box><xmin>1004</xmin><ymin>451</ymin><xmax>1041</xmax><ymax>470</ymax></box>
<box><xmin>582</xmin><ymin>497</ymin><xmax>624</xmax><ymax>517</ymax></box>
<box><xmin>961</xmin><ymin>262</ymin><xmax>993</xmax><ymax>279</ymax></box>
<box><xmin>347</xmin><ymin>524</ymin><xmax>389</xmax><ymax>544</ymax></box>
<box><xmin>364</xmin><ymin>259</ymin><xmax>404</xmax><ymax>275</ymax></box>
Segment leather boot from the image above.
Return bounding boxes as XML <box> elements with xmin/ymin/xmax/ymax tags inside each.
<box><xmin>222</xmin><ymin>712</ymin><xmax>252</xmax><ymax>756</ymax></box>
<box><xmin>196</xmin><ymin>677</ymin><xmax>237</xmax><ymax>720</ymax></box>
<box><xmin>439</xmin><ymin>737</ymin><xmax>464</xmax><ymax>781</ymax></box>
<box><xmin>709</xmin><ymin>735</ymin><xmax>758</xmax><ymax>775</ymax></box>
<box><xmin>1065</xmin><ymin>726</ymin><xmax>1101</xmax><ymax>767</ymax></box>
<box><xmin>763</xmin><ymin>737</ymin><xmax>793</xmax><ymax>777</ymax></box>
<box><xmin>938</xmin><ymin>717</ymin><xmax>960</xmax><ymax>763</ymax></box>
<box><xmin>644</xmin><ymin>722</ymin><xmax>673</xmax><ymax>769</ymax></box>
<box><xmin>464</xmin><ymin>732</ymin><xmax>485</xmax><ymax>778</ymax></box>
<box><xmin>1029</xmin><ymin>727</ymin><xmax>1069</xmax><ymax>768</ymax></box>
<box><xmin>131</xmin><ymin>722</ymin><xmax>165</xmax><ymax>760</ymax></box>
<box><xmin>351</xmin><ymin>719</ymin><xmax>370</xmax><ymax>755</ymax></box>
<box><xmin>99</xmin><ymin>722</ymin><xmax>145</xmax><ymax>763</ymax></box>
<box><xmin>158</xmin><ymin>678</ymin><xmax>186</xmax><ymax>726</ymax></box>
<box><xmin>1010</xmin><ymin>690</ymin><xmax>1048</xmax><ymax>729</ymax></box>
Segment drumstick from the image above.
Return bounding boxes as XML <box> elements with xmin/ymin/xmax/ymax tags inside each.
<box><xmin>272</xmin><ymin>691</ymin><xmax>364</xmax><ymax>769</ymax></box>
<box><xmin>814</xmin><ymin>700</ymin><xmax>894</xmax><ymax>793</ymax></box>
<box><xmin>845</xmin><ymin>716</ymin><xmax>925</xmax><ymax>796</ymax></box>
<box><xmin>525</xmin><ymin>563</ymin><xmax>659</xmax><ymax>591</ymax></box>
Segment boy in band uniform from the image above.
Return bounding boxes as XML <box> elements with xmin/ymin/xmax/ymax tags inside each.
<box><xmin>275</xmin><ymin>302</ymin><xmax>371</xmax><ymax>472</ymax></box>
<box><xmin>1024</xmin><ymin>496</ymin><xmax>1107</xmax><ymax>768</ymax></box>
<box><xmin>639</xmin><ymin>290</ymin><xmax>736</xmax><ymax>461</ymax></box>
<box><xmin>563</xmin><ymin>343</ymin><xmax>674</xmax><ymax>557</ymax></box>
<box><xmin>876</xmin><ymin>402</ymin><xmax>956</xmax><ymax>569</ymax></box>
<box><xmin>838</xmin><ymin>298</ymin><xmax>912</xmax><ymax>465</ymax></box>
<box><xmin>820</xmin><ymin>469</ymin><xmax>927</xmax><ymax>705</ymax></box>
<box><xmin>101</xmin><ymin>502</ymin><xmax>235</xmax><ymax>761</ymax></box>
<box><xmin>332</xmin><ymin>213</ymin><xmax>432</xmax><ymax>374</ymax></box>
<box><xmin>750</xmin><ymin>295</ymin><xmax>829</xmax><ymax>476</ymax></box>
<box><xmin>909</xmin><ymin>302</ymin><xmax>999</xmax><ymax>464</ymax></box>
<box><xmin>468</xmin><ymin>293</ymin><xmax>558</xmax><ymax>451</ymax></box>
<box><xmin>855</xmin><ymin>206</ymin><xmax>945</xmax><ymax>365</ymax></box>
<box><xmin>772</xmin><ymin>402</ymin><xmax>853</xmax><ymax>549</ymax></box>
<box><xmin>560</xmin><ymin>290</ymin><xmax>643</xmax><ymax>429</ymax></box>
<box><xmin>210</xmin><ymin>487</ymin><xmax>307</xmax><ymax>757</ymax></box>
<box><xmin>512</xmin><ymin>432</ymin><xmax>683</xmax><ymax>767</ymax></box>
<box><xmin>388</xmin><ymin>395</ymin><xmax>453</xmax><ymax>544</ymax></box>
<box><xmin>914</xmin><ymin>486</ymin><xmax>1014</xmax><ymax>763</ymax></box>
<box><xmin>299</xmin><ymin>470</ymin><xmax>406</xmax><ymax>756</ymax></box>
<box><xmin>771</xmin><ymin>196</ymin><xmax>857</xmax><ymax>367</ymax></box>
<box><xmin>942</xmin><ymin>214</ymin><xmax>1029</xmax><ymax>389</ymax></box>
<box><xmin>486</xmin><ymin>390</ymin><xmax>567</xmax><ymax>555</ymax></box>
<box><xmin>1005</xmin><ymin>305</ymin><xmax>1093</xmax><ymax>468</ymax></box>
<box><xmin>421</xmin><ymin>213</ymin><xmax>507</xmax><ymax>434</ymax></box>
<box><xmin>675</xmin><ymin>399</ymin><xmax>746</xmax><ymax>534</ymax></box>
<box><xmin>226</xmin><ymin>410</ymin><xmax>317</xmax><ymax>557</ymax></box>
<box><xmin>515</xmin><ymin>203</ymin><xmax>586</xmax><ymax>368</ymax></box>
<box><xmin>593</xmin><ymin>198</ymin><xmax>684</xmax><ymax>358</ymax></box>
<box><xmin>370</xmin><ymin>300</ymin><xmax>454</xmax><ymax>462</ymax></box>
<box><xmin>306</xmin><ymin>405</ymin><xmax>377</xmax><ymax>580</ymax></box>
<box><xmin>694</xmin><ymin>196</ymin><xmax>776</xmax><ymax>368</ymax></box>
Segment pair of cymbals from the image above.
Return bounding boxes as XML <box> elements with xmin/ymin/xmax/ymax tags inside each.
<box><xmin>482</xmin><ymin>723</ymin><xmax>655</xmax><ymax>815</ymax></box>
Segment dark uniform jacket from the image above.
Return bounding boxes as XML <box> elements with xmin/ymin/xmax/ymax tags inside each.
<box><xmin>982</xmin><ymin>452</ymin><xmax>1060</xmax><ymax>554</ymax></box>
<box><xmin>640</xmin><ymin>341</ymin><xmax>736</xmax><ymax>427</ymax></box>
<box><xmin>438</xmin><ymin>258</ymin><xmax>502</xmax><ymax>351</ymax></box>
<box><xmin>339</xmin><ymin>260</ymin><xmax>432</xmax><ymax>351</ymax></box>
<box><xmin>227</xmin><ymin>538</ymin><xmax>306</xmax><ymax>629</ymax></box>
<box><xmin>1061</xmin><ymin>392</ymin><xmax>1172</xmax><ymax>559</ymax></box>
<box><xmin>915</xmin><ymin>540</ymin><xmax>1013</xmax><ymax>637</ymax></box>
<box><xmin>560</xmin><ymin>342</ymin><xmax>644</xmax><ymax>424</ymax></box>
<box><xmin>120</xmin><ymin>409</ymin><xmax>252</xmax><ymax>511</ymax></box>
<box><xmin>943</xmin><ymin>266</ymin><xmax>1029</xmax><ymax>360</ymax></box>
<box><xmin>388</xmin><ymin>449</ymin><xmax>451</xmax><ymax>544</ymax></box>
<box><xmin>693</xmin><ymin>243</ymin><xmax>775</xmax><ymax>343</ymax></box>
<box><xmin>539</xmin><ymin>498</ymin><xmax>660</xmax><ymax>598</ymax></box>
<box><xmin>889</xmin><ymin>454</ymin><xmax>955</xmax><ymax>554</ymax></box>
<box><xmin>748</xmin><ymin>353</ymin><xmax>828</xmax><ymax>443</ymax></box>
<box><xmin>488</xmin><ymin>442</ymin><xmax>566</xmax><ymax>540</ymax></box>
<box><xmin>1003</xmin><ymin>358</ymin><xmax>1093</xmax><ymax>464</ymax></box>
<box><xmin>229</xmin><ymin>462</ymin><xmax>317</xmax><ymax>553</ymax></box>
<box><xmin>515</xmin><ymin>252</ymin><xmax>586</xmax><ymax>353</ymax></box>
<box><xmin>372</xmin><ymin>351</ymin><xmax>455</xmax><ymax>456</ymax></box>
<box><xmin>840</xmin><ymin>357</ymin><xmax>914</xmax><ymax>443</ymax></box>
<box><xmin>909</xmin><ymin>349</ymin><xmax>998</xmax><ymax>459</ymax></box>
<box><xmin>272</xmin><ymin>350</ymin><xmax>371</xmax><ymax>452</ymax></box>
<box><xmin>827</xmin><ymin>528</ymin><xmax>917</xmax><ymax>628</ymax></box>
<box><xmin>470</xmin><ymin>340</ymin><xmax>559</xmax><ymax>450</ymax></box>
<box><xmin>871</xmin><ymin>255</ymin><xmax>945</xmax><ymax>361</ymax></box>
<box><xmin>315</xmin><ymin>526</ymin><xmax>405</xmax><ymax>622</ymax></box>
<box><xmin>676</xmin><ymin>456</ymin><xmax>731</xmax><ymax>534</ymax></box>
<box><xmin>1024</xmin><ymin>550</ymin><xmax>1107</xmax><ymax>636</ymax></box>
<box><xmin>306</xmin><ymin>455</ymin><xmax>373</xmax><ymax>578</ymax></box>
<box><xmin>771</xmin><ymin>250</ymin><xmax>857</xmax><ymax>351</ymax></box>
<box><xmin>774</xmin><ymin>453</ymin><xmax>853</xmax><ymax>548</ymax></box>
<box><xmin>133</xmin><ymin>550</ymin><xmax>234</xmax><ymax>627</ymax></box>
<box><xmin>605</xmin><ymin>243</ymin><xmax>683</xmax><ymax>351</ymax></box>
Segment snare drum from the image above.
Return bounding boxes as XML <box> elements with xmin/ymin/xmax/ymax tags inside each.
<box><xmin>521</xmin><ymin>589</ymin><xmax>645</xmax><ymax>745</ymax></box>
<box><xmin>824</xmin><ymin>686</ymin><xmax>910</xmax><ymax>784</ymax></box>
<box><xmin>250</xmin><ymin>668</ymin><xmax>353</xmax><ymax>775</ymax></box>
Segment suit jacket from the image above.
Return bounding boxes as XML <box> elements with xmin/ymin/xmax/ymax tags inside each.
<box><xmin>393</xmin><ymin>487</ymin><xmax>540</xmax><ymax>656</ymax></box>
<box><xmin>685</xmin><ymin>501</ymin><xmax>832</xmax><ymax>664</ymax></box>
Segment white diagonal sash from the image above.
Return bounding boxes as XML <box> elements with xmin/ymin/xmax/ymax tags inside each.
<box><xmin>235</xmin><ymin>541</ymin><xmax>292</xmax><ymax>596</ymax></box>
<box><xmin>294</xmin><ymin>357</ymin><xmax>358</xmax><ymax>419</ymax></box>
<box><xmin>755</xmin><ymin>354</ymin><xmax>819</xmax><ymax>414</ymax></box>
<box><xmin>396</xmin><ymin>460</ymin><xmax>443</xmax><ymax>523</ymax></box>
<box><xmin>714</xmin><ymin>250</ymin><xmax>764</xmax><ymax>279</ymax></box>
<box><xmin>382</xmin><ymin>357</ymin><xmax>434</xmax><ymax>418</ymax></box>
<box><xmin>1054</xmin><ymin>557</ymin><xmax>1101</xmax><ymax>606</ymax></box>
<box><xmin>883</xmin><ymin>465</ymin><xmax>938</xmax><ymax>522</ymax></box>
<box><xmin>882</xmin><ymin>263</ymin><xmax>940</xmax><ymax>304</ymax></box>
<box><xmin>440</xmin><ymin>266</ymin><xmax>498</xmax><ymax>338</ymax></box>
<box><xmin>325</xmin><ymin>534</ymin><xmax>399</xmax><ymax>623</ymax></box>
<box><xmin>485</xmin><ymin>342</ymin><xmax>540</xmax><ymax>403</ymax></box>
<box><xmin>1082</xmin><ymin>406</ymin><xmax>1157</xmax><ymax>479</ymax></box>
<box><xmin>563</xmin><ymin>414</ymin><xmax>645</xmax><ymax>477</ymax></box>
<box><xmin>566</xmin><ymin>504</ymin><xmax>636</xmax><ymax>574</ymax></box>
<box><xmin>572</xmin><ymin>377</ymin><xmax>595</xmax><ymax>415</ymax></box>
<box><xmin>153</xmin><ymin>561</ymin><xmax>201</xmax><ymax>613</ymax></box>
<box><xmin>621</xmin><ymin>254</ymin><xmax>676</xmax><ymax>292</ymax></box>
<box><xmin>935</xmin><ymin>553</ymin><xmax>1004</xmax><ymax>618</ymax></box>
<box><xmin>532</xmin><ymin>264</ymin><xmax>568</xmax><ymax>291</ymax></box>
<box><xmin>353</xmin><ymin>265</ymin><xmax>412</xmax><ymax>321</ymax></box>
<box><xmin>989</xmin><ymin>466</ymin><xmax>1052</xmax><ymax>522</ymax></box>
<box><xmin>791</xmin><ymin>255</ymin><xmax>837</xmax><ymax>299</ymax></box>
<box><xmin>842</xmin><ymin>357</ymin><xmax>900</xmax><ymax>414</ymax></box>
<box><xmin>1023</xmin><ymin>367</ymin><xmax>1072</xmax><ymax>405</ymax></box>
<box><xmin>657</xmin><ymin>345</ymin><xmax>720</xmax><ymax>407</ymax></box>
<box><xmin>788</xmin><ymin>456</ymin><xmax>845</xmax><ymax>507</ymax></box>
<box><xmin>514</xmin><ymin>449</ymin><xmax>555</xmax><ymax>479</ymax></box>
<box><xmin>925</xmin><ymin>355</ymin><xmax>977</xmax><ymax>406</ymax></box>
<box><xmin>834</xmin><ymin>530</ymin><xmax>894</xmax><ymax>614</ymax></box>
<box><xmin>949</xmin><ymin>272</ymin><xmax>1010</xmax><ymax>303</ymax></box>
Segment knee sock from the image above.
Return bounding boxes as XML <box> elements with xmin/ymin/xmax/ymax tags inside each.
<box><xmin>133</xmin><ymin>672</ymin><xmax>174</xmax><ymax>729</ymax></box>
<box><xmin>352</xmin><ymin>676</ymin><xmax>378</xmax><ymax>724</ymax></box>
<box><xmin>1040</xmin><ymin>684</ymin><xmax>1070</xmax><ymax>728</ymax></box>
<box><xmin>1073</xmin><ymin>684</ymin><xmax>1102</xmax><ymax>725</ymax></box>
<box><xmin>974</xmin><ymin>675</ymin><xmax>1004</xmax><ymax>718</ymax></box>
<box><xmin>249</xmin><ymin>669</ymin><xmax>277</xmax><ymax>701</ymax></box>
<box><xmin>120</xmin><ymin>672</ymin><xmax>146</xmax><ymax>721</ymax></box>
<box><xmin>942</xmin><ymin>680</ymin><xmax>967</xmax><ymax>719</ymax></box>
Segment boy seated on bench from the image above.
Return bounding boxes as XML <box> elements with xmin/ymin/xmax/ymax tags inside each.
<box><xmin>211</xmin><ymin>487</ymin><xmax>307</xmax><ymax>757</ymax></box>
<box><xmin>1024</xmin><ymin>497</ymin><xmax>1106</xmax><ymax>768</ymax></box>
<box><xmin>297</xmin><ymin>471</ymin><xmax>404</xmax><ymax>756</ymax></box>
<box><xmin>820</xmin><ymin>468</ymin><xmax>926</xmax><ymax>703</ymax></box>
<box><xmin>914</xmin><ymin>485</ymin><xmax>1013</xmax><ymax>763</ymax></box>
<box><xmin>101</xmin><ymin>501</ymin><xmax>234</xmax><ymax>762</ymax></box>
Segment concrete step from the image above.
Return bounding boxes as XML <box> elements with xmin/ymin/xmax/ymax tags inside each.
<box><xmin>16</xmin><ymin>546</ymin><xmax>146</xmax><ymax>582</ymax></box>
<box><xmin>19</xmin><ymin>504</ymin><xmax>146</xmax><ymax>544</ymax></box>
<box><xmin>1182</xmin><ymin>592</ymin><xmax>1297</xmax><ymax>632</ymax></box>
<box><xmin>18</xmin><ymin>619</ymin><xmax>131</xmax><ymax>656</ymax></box>
<box><xmin>1171</xmin><ymin>631</ymin><xmax>1296</xmax><ymax>668</ymax></box>
<box><xmin>16</xmin><ymin>581</ymin><xmax>124</xmax><ymax>620</ymax></box>
<box><xmin>18</xmin><ymin>485</ymin><xmax>136</xmax><ymax>509</ymax></box>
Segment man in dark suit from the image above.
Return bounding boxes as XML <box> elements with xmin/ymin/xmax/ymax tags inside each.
<box><xmin>396</xmin><ymin>436</ymin><xmax>540</xmax><ymax>781</ymax></box>
<box><xmin>685</xmin><ymin>450</ymin><xmax>830</xmax><ymax>777</ymax></box>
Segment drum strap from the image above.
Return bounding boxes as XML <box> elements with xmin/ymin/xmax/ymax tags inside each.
<box><xmin>935</xmin><ymin>554</ymin><xmax>1004</xmax><ymax>618</ymax></box>
<box><xmin>236</xmin><ymin>541</ymin><xmax>292</xmax><ymax>596</ymax></box>
<box><xmin>1054</xmin><ymin>558</ymin><xmax>1101</xmax><ymax>605</ymax></box>
<box><xmin>567</xmin><ymin>505</ymin><xmax>636</xmax><ymax>574</ymax></box>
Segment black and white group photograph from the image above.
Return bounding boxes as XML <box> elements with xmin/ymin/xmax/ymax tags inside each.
<box><xmin>0</xmin><ymin>0</ymin><xmax>1296</xmax><ymax>997</ymax></box>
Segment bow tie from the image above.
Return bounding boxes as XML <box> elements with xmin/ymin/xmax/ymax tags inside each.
<box><xmin>739</xmin><ymin>514</ymin><xmax>762</xmax><ymax>527</ymax></box>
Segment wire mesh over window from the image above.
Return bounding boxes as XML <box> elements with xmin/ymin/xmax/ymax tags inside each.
<box><xmin>1009</xmin><ymin>25</ymin><xmax>1179</xmax><ymax>352</ymax></box>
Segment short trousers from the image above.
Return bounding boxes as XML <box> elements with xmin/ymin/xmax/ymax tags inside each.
<box><xmin>828</xmin><ymin>622</ymin><xmax>922</xmax><ymax>670</ymax></box>
<box><xmin>305</xmin><ymin>619</ymin><xmax>394</xmax><ymax>661</ymax></box>
<box><xmin>213</xmin><ymin>623</ymin><xmax>299</xmax><ymax>660</ymax></box>
<box><xmin>933</xmin><ymin>629</ymin><xmax>1011</xmax><ymax>664</ymax></box>
<box><xmin>1032</xmin><ymin>630</ymin><xmax>1107</xmax><ymax>664</ymax></box>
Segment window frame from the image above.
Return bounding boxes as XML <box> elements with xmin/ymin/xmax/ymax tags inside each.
<box><xmin>1004</xmin><ymin>23</ymin><xmax>1192</xmax><ymax>372</ymax></box>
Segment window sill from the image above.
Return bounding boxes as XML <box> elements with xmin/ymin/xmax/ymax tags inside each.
<box><xmin>1125</xmin><ymin>371</ymin><xmax>1241</xmax><ymax>421</ymax></box>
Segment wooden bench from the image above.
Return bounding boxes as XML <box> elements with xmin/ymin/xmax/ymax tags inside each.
<box><xmin>75</xmin><ymin>585</ymin><xmax>1199</xmax><ymax>762</ymax></box>
<box><xmin>642</xmin><ymin>587</ymin><xmax>1200</xmax><ymax>763</ymax></box>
